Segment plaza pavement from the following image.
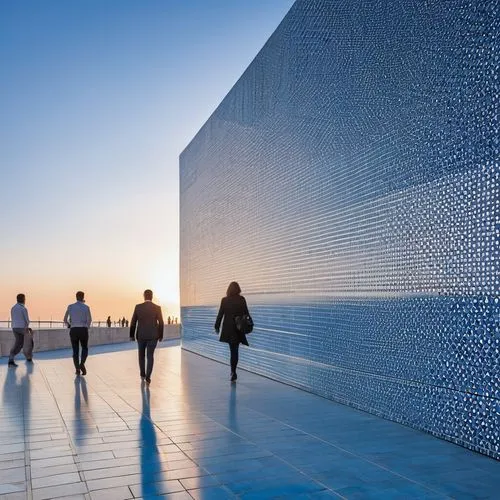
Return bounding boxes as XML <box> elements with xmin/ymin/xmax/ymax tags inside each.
<box><xmin>0</xmin><ymin>341</ymin><xmax>498</xmax><ymax>500</ymax></box>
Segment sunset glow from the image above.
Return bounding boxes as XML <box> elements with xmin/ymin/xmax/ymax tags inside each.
<box><xmin>0</xmin><ymin>0</ymin><xmax>295</xmax><ymax>323</ymax></box>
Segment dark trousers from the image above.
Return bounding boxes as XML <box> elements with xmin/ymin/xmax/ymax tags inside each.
<box><xmin>138</xmin><ymin>339</ymin><xmax>158</xmax><ymax>378</ymax></box>
<box><xmin>9</xmin><ymin>328</ymin><xmax>33</xmax><ymax>360</ymax></box>
<box><xmin>229</xmin><ymin>342</ymin><xmax>239</xmax><ymax>374</ymax></box>
<box><xmin>70</xmin><ymin>327</ymin><xmax>89</xmax><ymax>369</ymax></box>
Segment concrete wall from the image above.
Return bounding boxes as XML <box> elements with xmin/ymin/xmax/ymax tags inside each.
<box><xmin>0</xmin><ymin>325</ymin><xmax>180</xmax><ymax>357</ymax></box>
<box><xmin>180</xmin><ymin>1</ymin><xmax>499</xmax><ymax>458</ymax></box>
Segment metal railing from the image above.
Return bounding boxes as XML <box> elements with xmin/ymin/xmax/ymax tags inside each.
<box><xmin>0</xmin><ymin>320</ymin><xmax>127</xmax><ymax>329</ymax></box>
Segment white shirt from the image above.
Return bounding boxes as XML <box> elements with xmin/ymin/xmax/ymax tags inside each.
<box><xmin>11</xmin><ymin>302</ymin><xmax>30</xmax><ymax>329</ymax></box>
<box><xmin>64</xmin><ymin>301</ymin><xmax>92</xmax><ymax>328</ymax></box>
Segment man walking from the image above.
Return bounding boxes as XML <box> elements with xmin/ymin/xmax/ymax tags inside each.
<box><xmin>130</xmin><ymin>289</ymin><xmax>164</xmax><ymax>384</ymax></box>
<box><xmin>64</xmin><ymin>291</ymin><xmax>92</xmax><ymax>376</ymax></box>
<box><xmin>8</xmin><ymin>293</ymin><xmax>33</xmax><ymax>366</ymax></box>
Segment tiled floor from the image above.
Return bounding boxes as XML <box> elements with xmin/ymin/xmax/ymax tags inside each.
<box><xmin>0</xmin><ymin>341</ymin><xmax>498</xmax><ymax>500</ymax></box>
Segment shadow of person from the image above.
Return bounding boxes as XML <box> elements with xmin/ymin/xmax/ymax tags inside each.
<box><xmin>2</xmin><ymin>367</ymin><xmax>21</xmax><ymax>421</ymax></box>
<box><xmin>2</xmin><ymin>365</ymin><xmax>33</xmax><ymax>440</ymax></box>
<box><xmin>81</xmin><ymin>377</ymin><xmax>88</xmax><ymax>404</ymax></box>
<box><xmin>140</xmin><ymin>386</ymin><xmax>163</xmax><ymax>497</ymax></box>
<box><xmin>74</xmin><ymin>376</ymin><xmax>90</xmax><ymax>443</ymax></box>
<box><xmin>21</xmin><ymin>363</ymin><xmax>34</xmax><ymax>435</ymax></box>
<box><xmin>228</xmin><ymin>383</ymin><xmax>239</xmax><ymax>431</ymax></box>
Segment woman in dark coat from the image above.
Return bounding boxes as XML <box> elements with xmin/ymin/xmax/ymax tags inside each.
<box><xmin>214</xmin><ymin>281</ymin><xmax>250</xmax><ymax>382</ymax></box>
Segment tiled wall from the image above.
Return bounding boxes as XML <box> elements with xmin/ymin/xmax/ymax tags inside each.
<box><xmin>180</xmin><ymin>0</ymin><xmax>499</xmax><ymax>459</ymax></box>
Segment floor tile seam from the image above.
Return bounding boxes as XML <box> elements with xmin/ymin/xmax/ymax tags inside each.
<box><xmin>23</xmin><ymin>442</ymin><xmax>32</xmax><ymax>500</ymax></box>
<box><xmin>186</xmin><ymin>482</ymin><xmax>239</xmax><ymax>500</ymax></box>
<box><xmin>212</xmin><ymin>391</ymin><xmax>455</xmax><ymax>499</ymax></box>
<box><xmin>208</xmin><ymin>451</ymin><xmax>342</xmax><ymax>499</ymax></box>
<box><xmin>82</xmin><ymin>363</ymin><xmax>201</xmax><ymax>470</ymax></box>
<box><xmin>185</xmin><ymin>351</ymin><xmax>500</xmax><ymax>460</ymax></box>
<box><xmin>215</xmin><ymin>452</ymin><xmax>347</xmax><ymax>500</ymax></box>
<box><xmin>95</xmin><ymin>365</ymin><xmax>337</xmax><ymax>499</ymax></box>
<box><xmin>36</xmin><ymin>363</ymin><xmax>89</xmax><ymax>495</ymax></box>
<box><xmin>126</xmin><ymin>485</ymin><xmax>134</xmax><ymax>500</ymax></box>
<box><xmin>215</xmin><ymin>484</ymin><xmax>239</xmax><ymax>499</ymax></box>
<box><xmin>180</xmin><ymin>352</ymin><xmax>452</xmax><ymax>497</ymax></box>
<box><xmin>21</xmin><ymin>369</ymin><xmax>35</xmax><ymax>500</ymax></box>
<box><xmin>27</xmin><ymin>349</ymin><xmax>455</xmax><ymax>499</ymax></box>
<box><xmin>68</xmin><ymin>369</ymin><xmax>141</xmax><ymax>440</ymax></box>
<box><xmin>151</xmin><ymin>386</ymin><xmax>342</xmax><ymax>499</ymax></box>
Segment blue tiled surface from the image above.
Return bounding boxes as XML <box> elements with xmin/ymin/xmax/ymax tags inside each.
<box><xmin>179</xmin><ymin>0</ymin><xmax>499</xmax><ymax>458</ymax></box>
<box><xmin>1</xmin><ymin>342</ymin><xmax>498</xmax><ymax>499</ymax></box>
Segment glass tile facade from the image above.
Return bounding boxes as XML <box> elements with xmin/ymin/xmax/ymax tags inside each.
<box><xmin>180</xmin><ymin>0</ymin><xmax>499</xmax><ymax>458</ymax></box>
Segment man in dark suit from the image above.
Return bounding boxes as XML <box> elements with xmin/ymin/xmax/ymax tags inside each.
<box><xmin>130</xmin><ymin>289</ymin><xmax>164</xmax><ymax>384</ymax></box>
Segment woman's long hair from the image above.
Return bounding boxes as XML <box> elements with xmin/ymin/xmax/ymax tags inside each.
<box><xmin>226</xmin><ymin>281</ymin><xmax>241</xmax><ymax>297</ymax></box>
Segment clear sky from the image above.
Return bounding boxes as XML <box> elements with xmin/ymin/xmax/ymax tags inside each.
<box><xmin>0</xmin><ymin>0</ymin><xmax>294</xmax><ymax>322</ymax></box>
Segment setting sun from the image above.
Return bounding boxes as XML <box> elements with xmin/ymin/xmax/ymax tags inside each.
<box><xmin>150</xmin><ymin>262</ymin><xmax>179</xmax><ymax>317</ymax></box>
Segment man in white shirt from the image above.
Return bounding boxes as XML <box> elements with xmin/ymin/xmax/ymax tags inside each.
<box><xmin>8</xmin><ymin>293</ymin><xmax>33</xmax><ymax>366</ymax></box>
<box><xmin>63</xmin><ymin>291</ymin><xmax>92</xmax><ymax>376</ymax></box>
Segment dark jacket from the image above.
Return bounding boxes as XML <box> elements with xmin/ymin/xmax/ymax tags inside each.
<box><xmin>215</xmin><ymin>295</ymin><xmax>250</xmax><ymax>345</ymax></box>
<box><xmin>130</xmin><ymin>301</ymin><xmax>164</xmax><ymax>341</ymax></box>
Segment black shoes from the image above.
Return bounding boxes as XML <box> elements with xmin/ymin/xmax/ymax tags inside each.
<box><xmin>145</xmin><ymin>377</ymin><xmax>151</xmax><ymax>385</ymax></box>
<box><xmin>75</xmin><ymin>368</ymin><xmax>81</xmax><ymax>376</ymax></box>
<box><xmin>8</xmin><ymin>360</ymin><xmax>33</xmax><ymax>367</ymax></box>
<box><xmin>80</xmin><ymin>364</ymin><xmax>87</xmax><ymax>376</ymax></box>
<box><xmin>230</xmin><ymin>372</ymin><xmax>237</xmax><ymax>382</ymax></box>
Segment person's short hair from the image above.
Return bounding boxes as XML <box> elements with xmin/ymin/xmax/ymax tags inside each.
<box><xmin>144</xmin><ymin>289</ymin><xmax>153</xmax><ymax>300</ymax></box>
<box><xmin>16</xmin><ymin>293</ymin><xmax>25</xmax><ymax>303</ymax></box>
<box><xmin>76</xmin><ymin>291</ymin><xmax>85</xmax><ymax>301</ymax></box>
<box><xmin>226</xmin><ymin>281</ymin><xmax>241</xmax><ymax>297</ymax></box>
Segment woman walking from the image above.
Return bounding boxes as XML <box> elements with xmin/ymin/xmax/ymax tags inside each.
<box><xmin>214</xmin><ymin>281</ymin><xmax>251</xmax><ymax>382</ymax></box>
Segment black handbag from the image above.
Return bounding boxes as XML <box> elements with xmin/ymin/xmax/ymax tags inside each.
<box><xmin>234</xmin><ymin>314</ymin><xmax>254</xmax><ymax>334</ymax></box>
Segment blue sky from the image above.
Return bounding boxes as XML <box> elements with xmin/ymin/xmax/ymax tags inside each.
<box><xmin>0</xmin><ymin>0</ymin><xmax>294</xmax><ymax>320</ymax></box>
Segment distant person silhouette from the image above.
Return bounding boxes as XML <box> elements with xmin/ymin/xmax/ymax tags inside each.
<box><xmin>8</xmin><ymin>293</ymin><xmax>33</xmax><ymax>366</ymax></box>
<box><xmin>167</xmin><ymin>316</ymin><xmax>171</xmax><ymax>325</ymax></box>
<box><xmin>64</xmin><ymin>291</ymin><xmax>92</xmax><ymax>376</ymax></box>
<box><xmin>214</xmin><ymin>281</ymin><xmax>250</xmax><ymax>382</ymax></box>
<box><xmin>125</xmin><ymin>319</ymin><xmax>129</xmax><ymax>328</ymax></box>
<box><xmin>130</xmin><ymin>289</ymin><xmax>164</xmax><ymax>384</ymax></box>
<box><xmin>106</xmin><ymin>316</ymin><xmax>111</xmax><ymax>328</ymax></box>
<box><xmin>120</xmin><ymin>317</ymin><xmax>125</xmax><ymax>327</ymax></box>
